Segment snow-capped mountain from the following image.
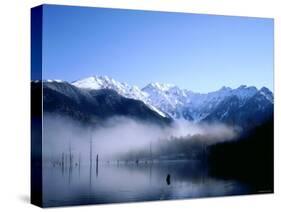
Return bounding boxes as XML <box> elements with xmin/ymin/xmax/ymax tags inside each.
<box><xmin>142</xmin><ymin>82</ymin><xmax>273</xmax><ymax>123</ymax></box>
<box><xmin>142</xmin><ymin>83</ymin><xmax>193</xmax><ymax>120</ymax></box>
<box><xmin>72</xmin><ymin>76</ymin><xmax>167</xmax><ymax>117</ymax></box>
<box><xmin>35</xmin><ymin>80</ymin><xmax>171</xmax><ymax>125</ymax></box>
<box><xmin>72</xmin><ymin>76</ymin><xmax>147</xmax><ymax>101</ymax></box>
<box><xmin>71</xmin><ymin>75</ymin><xmax>273</xmax><ymax>127</ymax></box>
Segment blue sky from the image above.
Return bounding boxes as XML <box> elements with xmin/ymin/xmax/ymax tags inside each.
<box><xmin>42</xmin><ymin>5</ymin><xmax>274</xmax><ymax>92</ymax></box>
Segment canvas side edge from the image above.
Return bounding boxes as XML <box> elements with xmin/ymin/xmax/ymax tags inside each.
<box><xmin>31</xmin><ymin>5</ymin><xmax>43</xmax><ymax>208</ymax></box>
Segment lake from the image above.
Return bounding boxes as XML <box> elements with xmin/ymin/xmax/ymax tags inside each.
<box><xmin>42</xmin><ymin>160</ymin><xmax>251</xmax><ymax>207</ymax></box>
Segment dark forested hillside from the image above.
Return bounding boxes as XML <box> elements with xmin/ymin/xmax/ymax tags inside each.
<box><xmin>32</xmin><ymin>81</ymin><xmax>172</xmax><ymax>126</ymax></box>
<box><xmin>208</xmin><ymin>117</ymin><xmax>274</xmax><ymax>192</ymax></box>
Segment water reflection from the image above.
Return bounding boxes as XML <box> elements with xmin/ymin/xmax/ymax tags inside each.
<box><xmin>96</xmin><ymin>154</ymin><xmax>99</xmax><ymax>178</ymax></box>
<box><xmin>166</xmin><ymin>174</ymin><xmax>171</xmax><ymax>185</ymax></box>
<box><xmin>43</xmin><ymin>160</ymin><xmax>251</xmax><ymax>207</ymax></box>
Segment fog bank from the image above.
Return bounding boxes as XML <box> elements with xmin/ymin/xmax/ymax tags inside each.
<box><xmin>43</xmin><ymin>114</ymin><xmax>239</xmax><ymax>163</ymax></box>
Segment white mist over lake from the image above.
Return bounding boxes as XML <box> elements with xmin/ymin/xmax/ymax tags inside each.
<box><xmin>43</xmin><ymin>114</ymin><xmax>238</xmax><ymax>163</ymax></box>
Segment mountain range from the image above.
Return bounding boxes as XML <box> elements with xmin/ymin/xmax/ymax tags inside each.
<box><xmin>34</xmin><ymin>75</ymin><xmax>273</xmax><ymax>129</ymax></box>
<box><xmin>33</xmin><ymin>80</ymin><xmax>170</xmax><ymax>126</ymax></box>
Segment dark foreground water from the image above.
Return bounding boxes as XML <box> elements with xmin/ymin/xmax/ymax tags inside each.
<box><xmin>42</xmin><ymin>160</ymin><xmax>251</xmax><ymax>207</ymax></box>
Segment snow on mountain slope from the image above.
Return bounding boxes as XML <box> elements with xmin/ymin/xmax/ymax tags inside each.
<box><xmin>258</xmin><ymin>87</ymin><xmax>274</xmax><ymax>103</ymax></box>
<box><xmin>142</xmin><ymin>83</ymin><xmax>192</xmax><ymax>120</ymax></box>
<box><xmin>72</xmin><ymin>76</ymin><xmax>148</xmax><ymax>101</ymax></box>
<box><xmin>72</xmin><ymin>76</ymin><xmax>273</xmax><ymax>122</ymax></box>
<box><xmin>72</xmin><ymin>76</ymin><xmax>167</xmax><ymax>118</ymax></box>
<box><xmin>180</xmin><ymin>85</ymin><xmax>259</xmax><ymax>121</ymax></box>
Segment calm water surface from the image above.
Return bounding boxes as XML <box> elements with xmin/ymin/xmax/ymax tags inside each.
<box><xmin>43</xmin><ymin>161</ymin><xmax>251</xmax><ymax>207</ymax></box>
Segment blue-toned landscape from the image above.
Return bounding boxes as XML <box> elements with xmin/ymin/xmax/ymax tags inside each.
<box><xmin>31</xmin><ymin>76</ymin><xmax>274</xmax><ymax>207</ymax></box>
<box><xmin>32</xmin><ymin>4</ymin><xmax>274</xmax><ymax>207</ymax></box>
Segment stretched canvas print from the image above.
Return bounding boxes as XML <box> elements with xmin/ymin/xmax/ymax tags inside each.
<box><xmin>31</xmin><ymin>4</ymin><xmax>274</xmax><ymax>208</ymax></box>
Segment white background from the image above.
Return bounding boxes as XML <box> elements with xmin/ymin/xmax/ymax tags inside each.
<box><xmin>0</xmin><ymin>0</ymin><xmax>280</xmax><ymax>211</ymax></box>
